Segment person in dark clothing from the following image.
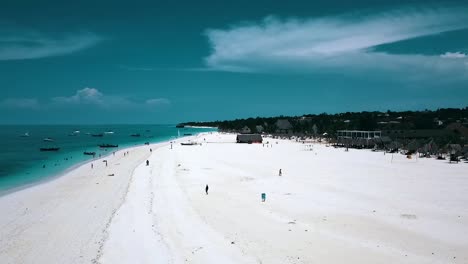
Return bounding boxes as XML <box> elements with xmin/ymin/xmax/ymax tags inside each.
<box><xmin>146</xmin><ymin>160</ymin><xmax>149</xmax><ymax>166</ymax></box>
<box><xmin>205</xmin><ymin>184</ymin><xmax>209</xmax><ymax>195</ymax></box>
<box><xmin>279</xmin><ymin>169</ymin><xmax>282</xmax><ymax>176</ymax></box>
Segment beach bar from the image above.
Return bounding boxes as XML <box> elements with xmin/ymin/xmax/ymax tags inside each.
<box><xmin>236</xmin><ymin>134</ymin><xmax>263</xmax><ymax>143</ymax></box>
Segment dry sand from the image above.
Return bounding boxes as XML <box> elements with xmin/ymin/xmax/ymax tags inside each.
<box><xmin>1</xmin><ymin>133</ymin><xmax>467</xmax><ymax>264</ymax></box>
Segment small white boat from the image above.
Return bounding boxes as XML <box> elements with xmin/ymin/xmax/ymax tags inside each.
<box><xmin>69</xmin><ymin>130</ymin><xmax>80</xmax><ymax>136</ymax></box>
<box><xmin>20</xmin><ymin>132</ymin><xmax>30</xmax><ymax>137</ymax></box>
<box><xmin>104</xmin><ymin>131</ymin><xmax>114</xmax><ymax>134</ymax></box>
<box><xmin>43</xmin><ymin>138</ymin><xmax>54</xmax><ymax>142</ymax></box>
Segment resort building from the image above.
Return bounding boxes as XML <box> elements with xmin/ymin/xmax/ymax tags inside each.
<box><xmin>336</xmin><ymin>130</ymin><xmax>383</xmax><ymax>148</ymax></box>
<box><xmin>337</xmin><ymin>130</ymin><xmax>382</xmax><ymax>139</ymax></box>
<box><xmin>236</xmin><ymin>134</ymin><xmax>263</xmax><ymax>143</ymax></box>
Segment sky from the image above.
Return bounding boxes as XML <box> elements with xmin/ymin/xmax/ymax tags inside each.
<box><xmin>0</xmin><ymin>0</ymin><xmax>467</xmax><ymax>124</ymax></box>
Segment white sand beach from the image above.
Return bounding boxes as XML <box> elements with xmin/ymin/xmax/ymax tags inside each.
<box><xmin>1</xmin><ymin>133</ymin><xmax>467</xmax><ymax>264</ymax></box>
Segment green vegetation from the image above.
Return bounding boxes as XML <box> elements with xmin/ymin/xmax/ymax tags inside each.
<box><xmin>182</xmin><ymin>108</ymin><xmax>468</xmax><ymax>145</ymax></box>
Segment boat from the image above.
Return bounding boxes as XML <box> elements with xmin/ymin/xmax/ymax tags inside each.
<box><xmin>20</xmin><ymin>132</ymin><xmax>30</xmax><ymax>137</ymax></box>
<box><xmin>43</xmin><ymin>138</ymin><xmax>54</xmax><ymax>142</ymax></box>
<box><xmin>83</xmin><ymin>151</ymin><xmax>96</xmax><ymax>156</ymax></box>
<box><xmin>104</xmin><ymin>131</ymin><xmax>114</xmax><ymax>134</ymax></box>
<box><xmin>40</xmin><ymin>147</ymin><xmax>60</xmax><ymax>151</ymax></box>
<box><xmin>180</xmin><ymin>142</ymin><xmax>198</xmax><ymax>146</ymax></box>
<box><xmin>69</xmin><ymin>130</ymin><xmax>80</xmax><ymax>136</ymax></box>
<box><xmin>98</xmin><ymin>144</ymin><xmax>118</xmax><ymax>148</ymax></box>
<box><xmin>91</xmin><ymin>133</ymin><xmax>104</xmax><ymax>137</ymax></box>
<box><xmin>130</xmin><ymin>134</ymin><xmax>141</xmax><ymax>137</ymax></box>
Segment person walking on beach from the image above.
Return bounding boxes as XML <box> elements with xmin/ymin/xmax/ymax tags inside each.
<box><xmin>205</xmin><ymin>184</ymin><xmax>209</xmax><ymax>195</ymax></box>
<box><xmin>91</xmin><ymin>163</ymin><xmax>93</xmax><ymax>169</ymax></box>
<box><xmin>146</xmin><ymin>160</ymin><xmax>149</xmax><ymax>166</ymax></box>
<box><xmin>279</xmin><ymin>169</ymin><xmax>282</xmax><ymax>176</ymax></box>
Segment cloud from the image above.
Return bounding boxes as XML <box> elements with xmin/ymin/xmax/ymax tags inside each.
<box><xmin>52</xmin><ymin>88</ymin><xmax>170</xmax><ymax>110</ymax></box>
<box><xmin>441</xmin><ymin>52</ymin><xmax>467</xmax><ymax>59</ymax></box>
<box><xmin>0</xmin><ymin>31</ymin><xmax>102</xmax><ymax>60</ymax></box>
<box><xmin>0</xmin><ymin>98</ymin><xmax>40</xmax><ymax>109</ymax></box>
<box><xmin>204</xmin><ymin>6</ymin><xmax>468</xmax><ymax>76</ymax></box>
<box><xmin>53</xmin><ymin>87</ymin><xmax>104</xmax><ymax>105</ymax></box>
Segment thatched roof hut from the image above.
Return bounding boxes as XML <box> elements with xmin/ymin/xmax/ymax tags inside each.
<box><xmin>275</xmin><ymin>119</ymin><xmax>293</xmax><ymax>134</ymax></box>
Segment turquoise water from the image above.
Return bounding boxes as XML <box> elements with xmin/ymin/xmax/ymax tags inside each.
<box><xmin>0</xmin><ymin>125</ymin><xmax>215</xmax><ymax>194</ymax></box>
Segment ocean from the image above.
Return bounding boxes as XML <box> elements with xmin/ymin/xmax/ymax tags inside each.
<box><xmin>0</xmin><ymin>125</ymin><xmax>216</xmax><ymax>194</ymax></box>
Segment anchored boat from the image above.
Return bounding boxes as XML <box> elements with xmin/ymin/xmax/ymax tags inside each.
<box><xmin>40</xmin><ymin>147</ymin><xmax>60</xmax><ymax>152</ymax></box>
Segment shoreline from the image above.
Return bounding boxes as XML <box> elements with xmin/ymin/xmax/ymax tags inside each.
<box><xmin>0</xmin><ymin>133</ymin><xmax>210</xmax><ymax>263</ymax></box>
<box><xmin>0</xmin><ymin>134</ymin><xmax>199</xmax><ymax>198</ymax></box>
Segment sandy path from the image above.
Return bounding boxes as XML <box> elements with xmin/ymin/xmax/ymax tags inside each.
<box><xmin>101</xmin><ymin>137</ymin><xmax>257</xmax><ymax>263</ymax></box>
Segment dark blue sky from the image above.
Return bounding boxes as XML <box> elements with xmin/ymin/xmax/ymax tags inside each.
<box><xmin>0</xmin><ymin>0</ymin><xmax>467</xmax><ymax>124</ymax></box>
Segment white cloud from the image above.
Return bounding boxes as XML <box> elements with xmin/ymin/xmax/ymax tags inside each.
<box><xmin>52</xmin><ymin>88</ymin><xmax>170</xmax><ymax>110</ymax></box>
<box><xmin>0</xmin><ymin>88</ymin><xmax>170</xmax><ymax>111</ymax></box>
<box><xmin>53</xmin><ymin>87</ymin><xmax>104</xmax><ymax>105</ymax></box>
<box><xmin>204</xmin><ymin>7</ymin><xmax>468</xmax><ymax>75</ymax></box>
<box><xmin>441</xmin><ymin>52</ymin><xmax>467</xmax><ymax>59</ymax></box>
<box><xmin>0</xmin><ymin>98</ymin><xmax>40</xmax><ymax>109</ymax></box>
<box><xmin>0</xmin><ymin>31</ymin><xmax>102</xmax><ymax>60</ymax></box>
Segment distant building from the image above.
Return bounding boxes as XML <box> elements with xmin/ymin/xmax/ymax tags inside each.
<box><xmin>433</xmin><ymin>118</ymin><xmax>444</xmax><ymax>126</ymax></box>
<box><xmin>336</xmin><ymin>130</ymin><xmax>382</xmax><ymax>147</ymax></box>
<box><xmin>240</xmin><ymin>126</ymin><xmax>251</xmax><ymax>134</ymax></box>
<box><xmin>337</xmin><ymin>130</ymin><xmax>382</xmax><ymax>139</ymax></box>
<box><xmin>236</xmin><ymin>134</ymin><xmax>263</xmax><ymax>143</ymax></box>
<box><xmin>275</xmin><ymin>119</ymin><xmax>293</xmax><ymax>134</ymax></box>
<box><xmin>299</xmin><ymin>116</ymin><xmax>313</xmax><ymax>123</ymax></box>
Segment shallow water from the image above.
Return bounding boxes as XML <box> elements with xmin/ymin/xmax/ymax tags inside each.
<box><xmin>0</xmin><ymin>125</ymin><xmax>215</xmax><ymax>194</ymax></box>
